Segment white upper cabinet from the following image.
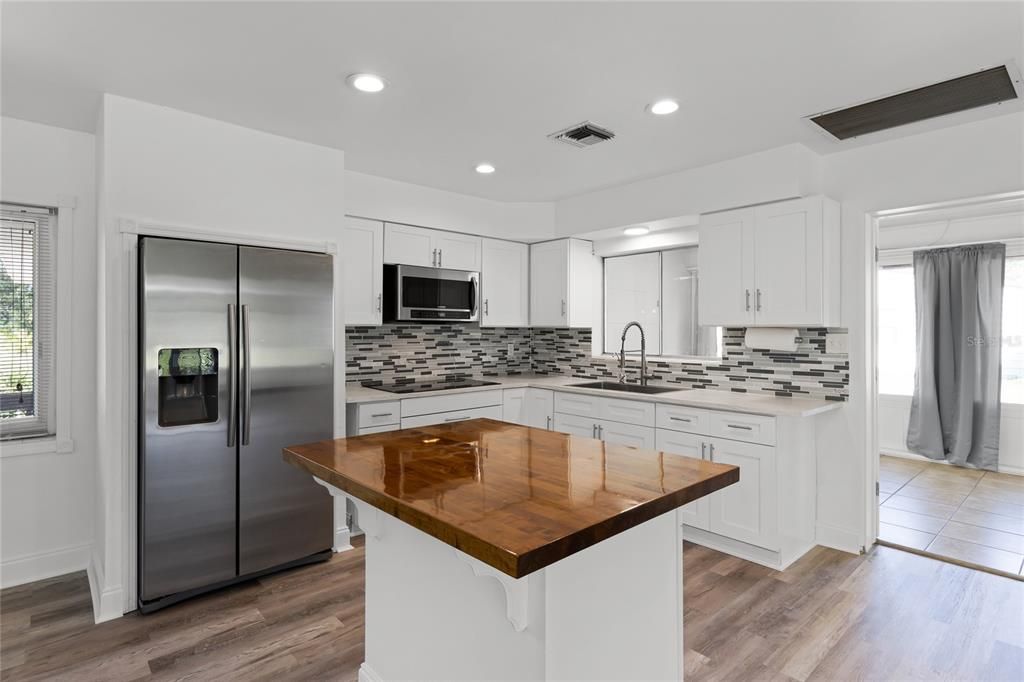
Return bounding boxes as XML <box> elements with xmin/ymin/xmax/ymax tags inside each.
<box><xmin>698</xmin><ymin>208</ymin><xmax>756</xmax><ymax>326</ymax></box>
<box><xmin>481</xmin><ymin>238</ymin><xmax>528</xmax><ymax>327</ymax></box>
<box><xmin>383</xmin><ymin>223</ymin><xmax>482</xmax><ymax>271</ymax></box>
<box><xmin>530</xmin><ymin>238</ymin><xmax>600</xmax><ymax>328</ymax></box>
<box><xmin>434</xmin><ymin>231</ymin><xmax>482</xmax><ymax>271</ymax></box>
<box><xmin>384</xmin><ymin>223</ymin><xmax>435</xmax><ymax>267</ymax></box>
<box><xmin>343</xmin><ymin>217</ymin><xmax>384</xmax><ymax>325</ymax></box>
<box><xmin>698</xmin><ymin>196</ymin><xmax>840</xmax><ymax>327</ymax></box>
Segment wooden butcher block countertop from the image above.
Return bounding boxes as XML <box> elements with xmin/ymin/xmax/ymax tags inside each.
<box><xmin>284</xmin><ymin>418</ymin><xmax>738</xmax><ymax>578</ymax></box>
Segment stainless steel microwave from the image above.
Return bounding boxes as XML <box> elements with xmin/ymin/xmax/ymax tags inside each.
<box><xmin>383</xmin><ymin>264</ymin><xmax>479</xmax><ymax>322</ymax></box>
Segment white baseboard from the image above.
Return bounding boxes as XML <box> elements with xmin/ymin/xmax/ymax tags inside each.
<box><xmin>0</xmin><ymin>542</ymin><xmax>91</xmax><ymax>589</ymax></box>
<box><xmin>86</xmin><ymin>552</ymin><xmax>124</xmax><ymax>623</ymax></box>
<box><xmin>358</xmin><ymin>662</ymin><xmax>383</xmax><ymax>682</ymax></box>
<box><xmin>816</xmin><ymin>521</ymin><xmax>863</xmax><ymax>555</ymax></box>
<box><xmin>881</xmin><ymin>450</ymin><xmax>1024</xmax><ymax>477</ymax></box>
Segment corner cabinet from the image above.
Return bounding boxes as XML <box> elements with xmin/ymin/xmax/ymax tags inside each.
<box><xmin>343</xmin><ymin>217</ymin><xmax>385</xmax><ymax>325</ymax></box>
<box><xmin>698</xmin><ymin>196</ymin><xmax>840</xmax><ymax>327</ymax></box>
<box><xmin>529</xmin><ymin>238</ymin><xmax>601</xmax><ymax>328</ymax></box>
<box><xmin>383</xmin><ymin>223</ymin><xmax>481</xmax><ymax>271</ymax></box>
<box><xmin>503</xmin><ymin>388</ymin><xmax>554</xmax><ymax>429</ymax></box>
<box><xmin>481</xmin><ymin>239</ymin><xmax>529</xmax><ymax>327</ymax></box>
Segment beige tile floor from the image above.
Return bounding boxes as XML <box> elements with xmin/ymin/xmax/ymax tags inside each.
<box><xmin>879</xmin><ymin>454</ymin><xmax>1024</xmax><ymax>577</ymax></box>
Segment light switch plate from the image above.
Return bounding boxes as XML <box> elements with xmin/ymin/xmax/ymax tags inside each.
<box><xmin>825</xmin><ymin>332</ymin><xmax>849</xmax><ymax>354</ymax></box>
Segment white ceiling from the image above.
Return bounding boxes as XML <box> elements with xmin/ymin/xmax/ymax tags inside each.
<box><xmin>2</xmin><ymin>2</ymin><xmax>1021</xmax><ymax>202</ymax></box>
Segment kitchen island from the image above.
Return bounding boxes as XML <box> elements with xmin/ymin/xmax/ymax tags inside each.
<box><xmin>284</xmin><ymin>418</ymin><xmax>738</xmax><ymax>681</ymax></box>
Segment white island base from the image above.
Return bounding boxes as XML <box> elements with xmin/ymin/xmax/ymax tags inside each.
<box><xmin>320</xmin><ymin>482</ymin><xmax>686</xmax><ymax>682</ymax></box>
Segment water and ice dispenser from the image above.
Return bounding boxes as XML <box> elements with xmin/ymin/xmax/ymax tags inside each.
<box><xmin>157</xmin><ymin>348</ymin><xmax>219</xmax><ymax>427</ymax></box>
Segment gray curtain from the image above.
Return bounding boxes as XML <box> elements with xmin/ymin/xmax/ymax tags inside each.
<box><xmin>907</xmin><ymin>243</ymin><xmax>1005</xmax><ymax>470</ymax></box>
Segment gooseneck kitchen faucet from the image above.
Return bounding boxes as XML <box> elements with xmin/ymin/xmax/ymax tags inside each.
<box><xmin>619</xmin><ymin>321</ymin><xmax>649</xmax><ymax>386</ymax></box>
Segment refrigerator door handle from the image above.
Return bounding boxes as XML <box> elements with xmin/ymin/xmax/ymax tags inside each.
<box><xmin>241</xmin><ymin>303</ymin><xmax>252</xmax><ymax>445</ymax></box>
<box><xmin>227</xmin><ymin>303</ymin><xmax>238</xmax><ymax>447</ymax></box>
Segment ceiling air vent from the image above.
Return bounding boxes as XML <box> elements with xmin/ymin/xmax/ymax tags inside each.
<box><xmin>808</xmin><ymin>64</ymin><xmax>1021</xmax><ymax>141</ymax></box>
<box><xmin>548</xmin><ymin>121</ymin><xmax>616</xmax><ymax>148</ymax></box>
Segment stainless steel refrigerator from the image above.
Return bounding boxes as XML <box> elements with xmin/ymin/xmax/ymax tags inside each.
<box><xmin>138</xmin><ymin>236</ymin><xmax>334</xmax><ymax>612</ymax></box>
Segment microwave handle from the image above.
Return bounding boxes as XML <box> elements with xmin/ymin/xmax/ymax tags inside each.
<box><xmin>470</xmin><ymin>275</ymin><xmax>479</xmax><ymax>317</ymax></box>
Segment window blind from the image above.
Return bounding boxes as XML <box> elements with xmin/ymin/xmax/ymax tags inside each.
<box><xmin>0</xmin><ymin>202</ymin><xmax>56</xmax><ymax>440</ymax></box>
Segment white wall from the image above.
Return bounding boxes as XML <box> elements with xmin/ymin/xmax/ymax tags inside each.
<box><xmin>0</xmin><ymin>117</ymin><xmax>97</xmax><ymax>587</ymax></box>
<box><xmin>346</xmin><ymin>170</ymin><xmax>555</xmax><ymax>242</ymax></box>
<box><xmin>93</xmin><ymin>95</ymin><xmax>347</xmax><ymax>620</ymax></box>
<box><xmin>554</xmin><ymin>143</ymin><xmax>821</xmax><ymax>236</ymax></box>
<box><xmin>815</xmin><ymin>110</ymin><xmax>1024</xmax><ymax>552</ymax></box>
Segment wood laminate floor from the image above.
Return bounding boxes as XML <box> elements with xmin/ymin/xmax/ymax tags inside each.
<box><xmin>3</xmin><ymin>536</ymin><xmax>1023</xmax><ymax>681</ymax></box>
<box><xmin>879</xmin><ymin>455</ymin><xmax>1024</xmax><ymax>577</ymax></box>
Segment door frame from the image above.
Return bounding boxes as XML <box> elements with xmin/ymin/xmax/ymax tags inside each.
<box><xmin>114</xmin><ymin>218</ymin><xmax>342</xmax><ymax>617</ymax></box>
<box><xmin>866</xmin><ymin>190</ymin><xmax>1024</xmax><ymax>550</ymax></box>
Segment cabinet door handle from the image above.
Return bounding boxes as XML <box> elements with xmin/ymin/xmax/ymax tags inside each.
<box><xmin>444</xmin><ymin>415</ymin><xmax>470</xmax><ymax>423</ymax></box>
<box><xmin>370</xmin><ymin>412</ymin><xmax>393</xmax><ymax>418</ymax></box>
<box><xmin>591</xmin><ymin>423</ymin><xmax>596</xmax><ymax>437</ymax></box>
<box><xmin>669</xmin><ymin>416</ymin><xmax>692</xmax><ymax>423</ymax></box>
<box><xmin>439</xmin><ymin>249</ymin><xmax>443</xmax><ymax>267</ymax></box>
<box><xmin>745</xmin><ymin>289</ymin><xmax>751</xmax><ymax>312</ymax></box>
<box><xmin>726</xmin><ymin>423</ymin><xmax>753</xmax><ymax>431</ymax></box>
<box><xmin>376</xmin><ymin>293</ymin><xmax>382</xmax><ymax>313</ymax></box>
<box><xmin>546</xmin><ymin>415</ymin><xmax>551</xmax><ymax>429</ymax></box>
<box><xmin>561</xmin><ymin>299</ymin><xmax>566</xmax><ymax>318</ymax></box>
<box><xmin>756</xmin><ymin>288</ymin><xmax>762</xmax><ymax>311</ymax></box>
<box><xmin>484</xmin><ymin>299</ymin><xmax>489</xmax><ymax>316</ymax></box>
<box><xmin>598</xmin><ymin>424</ymin><xmax>603</xmax><ymax>439</ymax></box>
<box><xmin>700</xmin><ymin>441</ymin><xmax>706</xmax><ymax>460</ymax></box>
<box><xmin>432</xmin><ymin>248</ymin><xmax>438</xmax><ymax>267</ymax></box>
<box><xmin>709</xmin><ymin>443</ymin><xmax>715</xmax><ymax>462</ymax></box>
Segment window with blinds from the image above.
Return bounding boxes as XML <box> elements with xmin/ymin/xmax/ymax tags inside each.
<box><xmin>0</xmin><ymin>203</ymin><xmax>56</xmax><ymax>440</ymax></box>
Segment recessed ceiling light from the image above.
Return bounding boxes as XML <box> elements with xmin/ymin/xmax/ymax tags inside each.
<box><xmin>648</xmin><ymin>99</ymin><xmax>679</xmax><ymax>115</ymax></box>
<box><xmin>624</xmin><ymin>226</ymin><xmax>650</xmax><ymax>236</ymax></box>
<box><xmin>475</xmin><ymin>163</ymin><xmax>496</xmax><ymax>174</ymax></box>
<box><xmin>347</xmin><ymin>73</ymin><xmax>386</xmax><ymax>93</ymax></box>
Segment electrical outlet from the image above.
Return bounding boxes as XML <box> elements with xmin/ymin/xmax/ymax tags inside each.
<box><xmin>825</xmin><ymin>332</ymin><xmax>849</xmax><ymax>354</ymax></box>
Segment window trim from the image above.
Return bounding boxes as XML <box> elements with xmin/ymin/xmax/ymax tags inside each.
<box><xmin>877</xmin><ymin>239</ymin><xmax>1024</xmax><ymax>405</ymax></box>
<box><xmin>0</xmin><ymin>194</ymin><xmax>75</xmax><ymax>458</ymax></box>
<box><xmin>601</xmin><ymin>246</ymin><xmax>723</xmax><ymax>362</ymax></box>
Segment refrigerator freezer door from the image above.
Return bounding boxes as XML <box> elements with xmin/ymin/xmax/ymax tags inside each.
<box><xmin>238</xmin><ymin>246</ymin><xmax>334</xmax><ymax>574</ymax></box>
<box><xmin>140</xmin><ymin>237</ymin><xmax>238</xmax><ymax>602</ymax></box>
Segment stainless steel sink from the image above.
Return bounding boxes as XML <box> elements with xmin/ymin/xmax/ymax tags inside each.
<box><xmin>570</xmin><ymin>381</ymin><xmax>680</xmax><ymax>395</ymax></box>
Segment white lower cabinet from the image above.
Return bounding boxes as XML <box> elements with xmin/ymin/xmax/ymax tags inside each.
<box><xmin>599</xmin><ymin>420</ymin><xmax>655</xmax><ymax>448</ymax></box>
<box><xmin>656</xmin><ymin>429</ymin><xmax>709</xmax><ymax>530</ymax></box>
<box><xmin>401</xmin><ymin>405</ymin><xmax>501</xmax><ymax>429</ymax></box>
<box><xmin>706</xmin><ymin>437</ymin><xmax>777</xmax><ymax>549</ymax></box>
<box><xmin>503</xmin><ymin>388</ymin><xmax>554</xmax><ymax>429</ymax></box>
<box><xmin>554</xmin><ymin>412</ymin><xmax>599</xmax><ymax>438</ymax></box>
<box><xmin>525</xmin><ymin>389</ymin><xmax>554</xmax><ymax>429</ymax></box>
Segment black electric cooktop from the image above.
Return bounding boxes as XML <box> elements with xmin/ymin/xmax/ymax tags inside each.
<box><xmin>362</xmin><ymin>378</ymin><xmax>501</xmax><ymax>395</ymax></box>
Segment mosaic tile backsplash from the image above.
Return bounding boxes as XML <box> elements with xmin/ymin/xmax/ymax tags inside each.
<box><xmin>346</xmin><ymin>325</ymin><xmax>849</xmax><ymax>401</ymax></box>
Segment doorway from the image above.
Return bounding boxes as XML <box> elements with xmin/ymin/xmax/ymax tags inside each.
<box><xmin>873</xmin><ymin>192</ymin><xmax>1024</xmax><ymax>579</ymax></box>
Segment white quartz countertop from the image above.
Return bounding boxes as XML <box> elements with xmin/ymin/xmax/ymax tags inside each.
<box><xmin>345</xmin><ymin>374</ymin><xmax>844</xmax><ymax>418</ymax></box>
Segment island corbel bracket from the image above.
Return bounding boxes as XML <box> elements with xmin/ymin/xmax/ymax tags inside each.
<box><xmin>454</xmin><ymin>550</ymin><xmax>529</xmax><ymax>632</ymax></box>
<box><xmin>313</xmin><ymin>477</ymin><xmax>383</xmax><ymax>539</ymax></box>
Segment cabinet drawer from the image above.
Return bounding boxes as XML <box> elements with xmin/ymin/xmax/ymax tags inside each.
<box><xmin>401</xmin><ymin>405</ymin><xmax>502</xmax><ymax>429</ymax></box>
<box><xmin>401</xmin><ymin>390</ymin><xmax>502</xmax><ymax>418</ymax></box>
<box><xmin>358</xmin><ymin>401</ymin><xmax>401</xmax><ymax>428</ymax></box>
<box><xmin>707</xmin><ymin>411</ymin><xmax>776</xmax><ymax>445</ymax></box>
<box><xmin>656</xmin><ymin>404</ymin><xmax>711</xmax><ymax>434</ymax></box>
<box><xmin>601</xmin><ymin>397</ymin><xmax>655</xmax><ymax>427</ymax></box>
<box><xmin>359</xmin><ymin>423</ymin><xmax>400</xmax><ymax>435</ymax></box>
<box><xmin>554</xmin><ymin>391</ymin><xmax>602</xmax><ymax>419</ymax></box>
